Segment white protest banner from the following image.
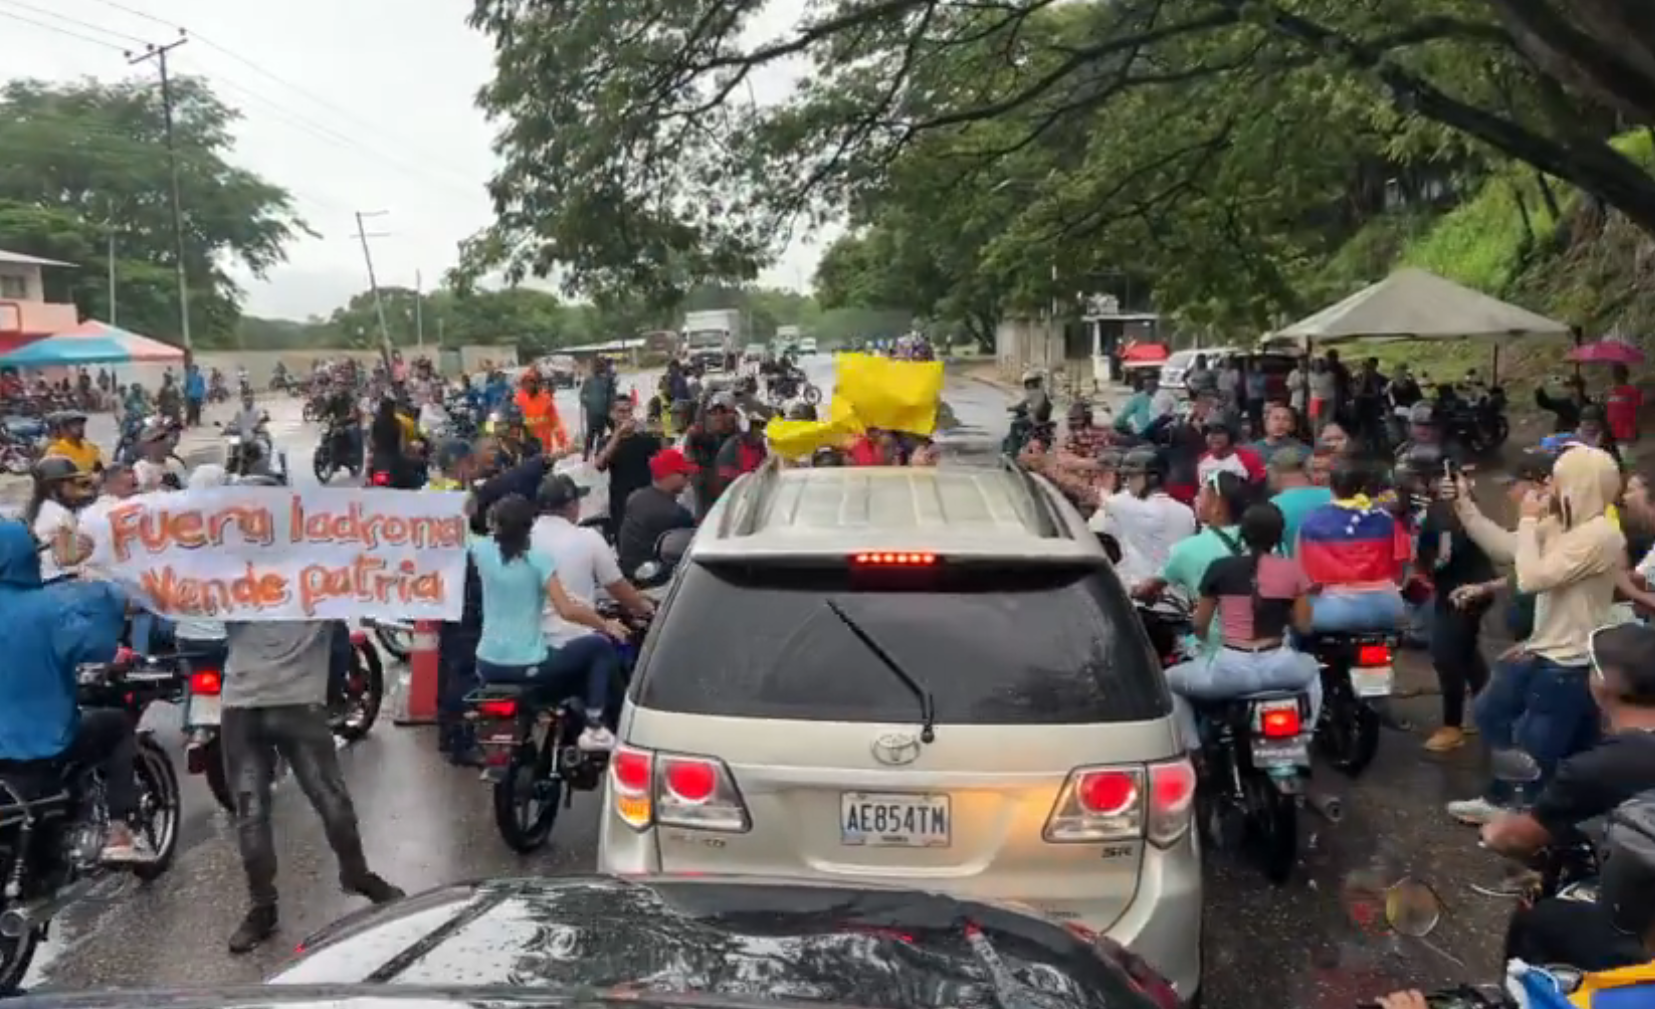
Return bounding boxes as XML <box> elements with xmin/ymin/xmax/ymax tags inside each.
<box><xmin>84</xmin><ymin>486</ymin><xmax>469</xmax><ymax>622</ymax></box>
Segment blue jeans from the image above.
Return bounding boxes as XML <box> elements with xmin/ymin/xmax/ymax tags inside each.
<box><xmin>476</xmin><ymin>634</ymin><xmax>618</xmax><ymax>719</ymax></box>
<box><xmin>1310</xmin><ymin>589</ymin><xmax>1405</xmax><ymax>634</ymax></box>
<box><xmin>1164</xmin><ymin>645</ymin><xmax>1322</xmax><ymax>751</ymax></box>
<box><xmin>1473</xmin><ymin>654</ymin><xmax>1600</xmax><ymax>800</ymax></box>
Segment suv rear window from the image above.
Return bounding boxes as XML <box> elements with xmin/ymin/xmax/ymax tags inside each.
<box><xmin>634</xmin><ymin>563</ymin><xmax>1168</xmax><ymax>724</ymax></box>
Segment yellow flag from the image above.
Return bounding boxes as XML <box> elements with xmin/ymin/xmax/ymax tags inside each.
<box><xmin>833</xmin><ymin>353</ymin><xmax>944</xmax><ymax>436</ymax></box>
<box><xmin>764</xmin><ymin>396</ymin><xmax>864</xmax><ymax>460</ymax></box>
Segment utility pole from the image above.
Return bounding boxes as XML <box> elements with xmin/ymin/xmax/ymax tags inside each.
<box><xmin>353</xmin><ymin>210</ymin><xmax>394</xmax><ymax>371</ymax></box>
<box><xmin>127</xmin><ymin>31</ymin><xmax>191</xmax><ymax>349</ymax></box>
<box><xmin>106</xmin><ymin>222</ymin><xmax>118</xmax><ymax>327</ymax></box>
<box><xmin>414</xmin><ymin>269</ymin><xmax>425</xmax><ymax>349</ymax></box>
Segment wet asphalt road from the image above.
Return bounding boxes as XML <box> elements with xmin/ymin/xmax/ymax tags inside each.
<box><xmin>22</xmin><ymin>359</ymin><xmax>1520</xmax><ymax>1007</ymax></box>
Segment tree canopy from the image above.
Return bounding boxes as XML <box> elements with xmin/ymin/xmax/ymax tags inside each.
<box><xmin>461</xmin><ymin>0</ymin><xmax>1655</xmax><ymax>333</ymax></box>
<box><xmin>0</xmin><ymin>76</ymin><xmax>311</xmax><ymax>348</ymax></box>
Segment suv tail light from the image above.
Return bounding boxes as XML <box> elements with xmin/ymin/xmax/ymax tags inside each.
<box><xmin>1355</xmin><ymin>643</ymin><xmax>1391</xmax><ymax>667</ymax></box>
<box><xmin>189</xmin><ymin>670</ymin><xmax>222</xmax><ymax>696</ymax></box>
<box><xmin>609</xmin><ymin>744</ymin><xmax>750</xmax><ymax>833</ymax></box>
<box><xmin>1044</xmin><ymin>759</ymin><xmax>1193</xmax><ymax>847</ymax></box>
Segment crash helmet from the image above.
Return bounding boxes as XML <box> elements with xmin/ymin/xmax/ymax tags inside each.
<box><xmin>1068</xmin><ymin>400</ymin><xmax>1093</xmax><ymax>425</ymax></box>
<box><xmin>1201</xmin><ymin>409</ymin><xmax>1240</xmax><ymax>439</ymax></box>
<box><xmin>1398</xmin><ymin>441</ymin><xmax>1445</xmax><ymax>477</ymax></box>
<box><xmin>1601</xmin><ymin>790</ymin><xmax>1655</xmax><ymax>940</ymax></box>
<box><xmin>1021</xmin><ymin>369</ymin><xmax>1043</xmax><ymax>387</ymax></box>
<box><xmin>811</xmin><ymin>447</ymin><xmax>845</xmax><ymax>467</ymax></box>
<box><xmin>1119</xmin><ymin>445</ymin><xmax>1164</xmax><ymax>486</ymax></box>
<box><xmin>1096</xmin><ymin>446</ymin><xmax>1126</xmax><ymax>472</ymax></box>
<box><xmin>787</xmin><ymin>402</ymin><xmax>818</xmax><ymax>422</ymax></box>
<box><xmin>1408</xmin><ymin>401</ymin><xmax>1438</xmax><ymax>427</ymax></box>
<box><xmin>33</xmin><ymin>455</ymin><xmax>83</xmax><ymax>484</ymax></box>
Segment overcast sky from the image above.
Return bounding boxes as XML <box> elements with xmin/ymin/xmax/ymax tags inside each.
<box><xmin>2</xmin><ymin>0</ymin><xmax>830</xmax><ymax>320</ymax></box>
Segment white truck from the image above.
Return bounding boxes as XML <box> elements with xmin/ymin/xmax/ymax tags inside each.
<box><xmin>681</xmin><ymin>309</ymin><xmax>743</xmax><ymax>372</ymax></box>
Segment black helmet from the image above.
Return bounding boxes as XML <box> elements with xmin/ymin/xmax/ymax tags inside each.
<box><xmin>811</xmin><ymin>447</ymin><xmax>844</xmax><ymax>467</ymax></box>
<box><xmin>1096</xmin><ymin>447</ymin><xmax>1125</xmax><ymax>471</ymax></box>
<box><xmin>1408</xmin><ymin>402</ymin><xmax>1437</xmax><ymax>427</ymax></box>
<box><xmin>1201</xmin><ymin>410</ymin><xmax>1239</xmax><ymax>438</ymax></box>
<box><xmin>1119</xmin><ymin>446</ymin><xmax>1163</xmax><ymax>477</ymax></box>
<box><xmin>1068</xmin><ymin>401</ymin><xmax>1093</xmax><ymax>423</ymax></box>
<box><xmin>1399</xmin><ymin>441</ymin><xmax>1445</xmax><ymax>475</ymax></box>
<box><xmin>33</xmin><ymin>455</ymin><xmax>83</xmax><ymax>483</ymax></box>
<box><xmin>787</xmin><ymin>402</ymin><xmax>818</xmax><ymax>422</ymax></box>
<box><xmin>1602</xmin><ymin>790</ymin><xmax>1655</xmax><ymax>938</ymax></box>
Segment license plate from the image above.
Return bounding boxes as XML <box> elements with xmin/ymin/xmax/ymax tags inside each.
<box><xmin>185</xmin><ymin>695</ymin><xmax>222</xmax><ymax>727</ymax></box>
<box><xmin>1350</xmin><ymin>665</ymin><xmax>1395</xmax><ymax>698</ymax></box>
<box><xmin>840</xmin><ymin>792</ymin><xmax>951</xmax><ymax>848</ymax></box>
<box><xmin>1251</xmin><ymin>739</ymin><xmax>1308</xmax><ymax>767</ymax></box>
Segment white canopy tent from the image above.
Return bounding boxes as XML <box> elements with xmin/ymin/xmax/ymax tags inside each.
<box><xmin>1263</xmin><ymin>267</ymin><xmax>1570</xmax><ymax>351</ymax></box>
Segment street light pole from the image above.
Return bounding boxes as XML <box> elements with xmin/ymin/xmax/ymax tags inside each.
<box><xmin>353</xmin><ymin>210</ymin><xmax>394</xmax><ymax>371</ymax></box>
<box><xmin>127</xmin><ymin>31</ymin><xmax>191</xmax><ymax>350</ymax></box>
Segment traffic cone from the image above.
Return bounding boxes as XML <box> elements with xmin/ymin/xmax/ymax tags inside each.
<box><xmin>393</xmin><ymin>620</ymin><xmax>441</xmax><ymax>725</ymax></box>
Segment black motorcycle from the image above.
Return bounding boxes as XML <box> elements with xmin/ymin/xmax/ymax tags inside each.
<box><xmin>1308</xmin><ymin>632</ymin><xmax>1397</xmax><ymax>777</ymax></box>
<box><xmin>1442</xmin><ymin>388</ymin><xmax>1510</xmax><ymax>457</ymax></box>
<box><xmin>1002</xmin><ymin>404</ymin><xmax>1056</xmax><ymax>456</ymax></box>
<box><xmin>1134</xmin><ymin>600</ymin><xmax>1318</xmax><ymax>884</ymax></box>
<box><xmin>0</xmin><ymin>654</ymin><xmax>183</xmax><ymax>992</ymax></box>
<box><xmin>183</xmin><ymin>628</ymin><xmax>384</xmax><ymax>815</ymax></box>
<box><xmin>312</xmin><ymin>419</ymin><xmax>362</xmax><ymax>484</ymax></box>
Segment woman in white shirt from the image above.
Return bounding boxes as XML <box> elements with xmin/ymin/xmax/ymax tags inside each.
<box><xmin>24</xmin><ymin>455</ymin><xmax>100</xmax><ymax>580</ymax></box>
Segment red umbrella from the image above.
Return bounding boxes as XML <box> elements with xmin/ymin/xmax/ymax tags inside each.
<box><xmin>1568</xmin><ymin>338</ymin><xmax>1644</xmax><ymax>365</ymax></box>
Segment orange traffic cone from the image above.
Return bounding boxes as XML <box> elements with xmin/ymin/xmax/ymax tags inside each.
<box><xmin>393</xmin><ymin>620</ymin><xmax>441</xmax><ymax>725</ymax></box>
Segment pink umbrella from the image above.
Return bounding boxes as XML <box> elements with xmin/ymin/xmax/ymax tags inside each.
<box><xmin>1568</xmin><ymin>337</ymin><xmax>1644</xmax><ymax>365</ymax></box>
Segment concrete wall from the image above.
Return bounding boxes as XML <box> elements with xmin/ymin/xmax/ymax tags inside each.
<box><xmin>97</xmin><ymin>344</ymin><xmax>520</xmax><ymax>391</ymax></box>
<box><xmin>995</xmin><ymin>317</ymin><xmax>1065</xmax><ymax>380</ymax></box>
<box><xmin>0</xmin><ymin>263</ymin><xmax>44</xmax><ymax>301</ymax></box>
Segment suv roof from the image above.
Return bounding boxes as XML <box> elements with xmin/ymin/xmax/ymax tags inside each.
<box><xmin>691</xmin><ymin>460</ymin><xmax>1102</xmax><ymax>564</ymax></box>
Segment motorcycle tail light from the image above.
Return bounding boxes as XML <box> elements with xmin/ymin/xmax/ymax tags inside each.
<box><xmin>1355</xmin><ymin>643</ymin><xmax>1391</xmax><ymax>667</ymax></box>
<box><xmin>189</xmin><ymin>670</ymin><xmax>222</xmax><ymax>696</ymax></box>
<box><xmin>1257</xmin><ymin>703</ymin><xmax>1302</xmax><ymax>739</ymax></box>
<box><xmin>474</xmin><ymin>699</ymin><xmax>516</xmax><ymax>720</ymax></box>
<box><xmin>370</xmin><ymin>471</ymin><xmax>390</xmax><ymax>486</ymax></box>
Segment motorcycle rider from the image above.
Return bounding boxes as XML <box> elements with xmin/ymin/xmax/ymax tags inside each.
<box><xmin>1158</xmin><ymin>501</ymin><xmax>1321</xmax><ymax>752</ymax></box>
<box><xmin>470</xmin><ymin>494</ymin><xmax>629</xmax><ymax>752</ymax></box>
<box><xmin>1134</xmin><ymin>470</ymin><xmax>1256</xmax><ymax>650</ymax></box>
<box><xmin>0</xmin><ymin>520</ymin><xmax>140</xmax><ymax>862</ymax></box>
<box><xmin>1446</xmin><ymin>445</ymin><xmax>1624</xmax><ymax>824</ymax></box>
<box><xmin>1296</xmin><ymin>459</ymin><xmax>1408</xmax><ymax>632</ymax></box>
<box><xmin>492</xmin><ymin>403</ymin><xmax>543</xmax><ymax>468</ymax></box>
<box><xmin>1475</xmin><ymin>622</ymin><xmax>1655</xmax><ymax>969</ymax></box>
<box><xmin>320</xmin><ymin>379</ymin><xmax>362</xmax><ymax>475</ymax></box>
<box><xmin>617</xmin><ymin>448</ymin><xmax>699</xmax><ymax>578</ymax></box>
<box><xmin>1378</xmin><ymin>788</ymin><xmax>1655</xmax><ymax>1009</ymax></box>
<box><xmin>1195</xmin><ymin>410</ymin><xmax>1266</xmax><ymax>486</ymax></box>
<box><xmin>25</xmin><ymin>455</ymin><xmax>99</xmax><ymax>580</ymax></box>
<box><xmin>133</xmin><ymin>420</ymin><xmax>186</xmax><ymax>492</ymax></box>
<box><xmin>1019</xmin><ymin>370</ymin><xmax>1053</xmax><ymax>425</ymax></box>
<box><xmin>45</xmin><ymin>411</ymin><xmax>103</xmax><ymax>474</ymax></box>
<box><xmin>1266</xmin><ymin>447</ymin><xmax>1332</xmax><ymax>557</ymax></box>
<box><xmin>1091</xmin><ymin>446</ymin><xmax>1194</xmax><ymax>592</ymax></box>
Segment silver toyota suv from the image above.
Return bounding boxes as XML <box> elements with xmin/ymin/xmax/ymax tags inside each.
<box><xmin>597</xmin><ymin>460</ymin><xmax>1201</xmax><ymax>999</ymax></box>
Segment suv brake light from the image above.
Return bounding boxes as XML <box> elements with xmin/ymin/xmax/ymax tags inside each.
<box><xmin>1355</xmin><ymin>643</ymin><xmax>1392</xmax><ymax>667</ymax></box>
<box><xmin>609</xmin><ymin>745</ymin><xmax>750</xmax><ymax>833</ymax></box>
<box><xmin>189</xmin><ymin>670</ymin><xmax>222</xmax><ymax>696</ymax></box>
<box><xmin>1044</xmin><ymin>759</ymin><xmax>1193</xmax><ymax>847</ymax></box>
<box><xmin>852</xmin><ymin>552</ymin><xmax>937</xmax><ymax>566</ymax></box>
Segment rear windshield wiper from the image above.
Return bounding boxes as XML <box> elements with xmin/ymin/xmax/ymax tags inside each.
<box><xmin>824</xmin><ymin>599</ymin><xmax>936</xmax><ymax>744</ymax></box>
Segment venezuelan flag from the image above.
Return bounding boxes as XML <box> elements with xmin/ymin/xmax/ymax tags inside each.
<box><xmin>1296</xmin><ymin>500</ymin><xmax>1408</xmax><ymax>587</ymax></box>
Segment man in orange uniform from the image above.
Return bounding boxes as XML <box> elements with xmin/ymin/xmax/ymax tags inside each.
<box><xmin>514</xmin><ymin>370</ymin><xmax>568</xmax><ymax>454</ymax></box>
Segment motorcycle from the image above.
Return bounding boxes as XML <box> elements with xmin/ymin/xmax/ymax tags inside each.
<box><xmin>182</xmin><ymin>628</ymin><xmax>385</xmax><ymax>815</ymax></box>
<box><xmin>1001</xmin><ymin>404</ymin><xmax>1056</xmax><ymax>457</ymax></box>
<box><xmin>0</xmin><ymin>652</ymin><xmax>183</xmax><ymax>992</ymax></box>
<box><xmin>632</xmin><ymin>528</ymin><xmax>694</xmax><ymax>589</ymax></box>
<box><xmin>312</xmin><ymin>419</ymin><xmax>363</xmax><ymax>484</ymax></box>
<box><xmin>220</xmin><ymin>419</ymin><xmax>289</xmax><ymax>484</ymax></box>
<box><xmin>0</xmin><ymin>426</ymin><xmax>37</xmax><ymax>476</ymax></box>
<box><xmin>362</xmin><ymin>617</ymin><xmax>412</xmax><ymax>664</ymax></box>
<box><xmin>1308</xmin><ymin>632</ymin><xmax>1396</xmax><ymax>777</ymax></box>
<box><xmin>1134</xmin><ymin>598</ymin><xmax>1326</xmax><ymax>884</ymax></box>
<box><xmin>1442</xmin><ymin>388</ymin><xmax>1510</xmax><ymax>457</ymax></box>
<box><xmin>766</xmin><ymin>371</ymin><xmax>821</xmax><ymax>406</ymax></box>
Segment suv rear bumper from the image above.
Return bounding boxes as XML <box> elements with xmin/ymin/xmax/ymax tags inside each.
<box><xmin>597</xmin><ymin>819</ymin><xmax>1202</xmax><ymax>999</ymax></box>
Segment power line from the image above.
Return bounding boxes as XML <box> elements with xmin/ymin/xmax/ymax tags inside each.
<box><xmin>79</xmin><ymin>0</ymin><xmax>479</xmax><ymax>189</ymax></box>
<box><xmin>0</xmin><ymin>6</ymin><xmax>123</xmax><ymax>50</ymax></box>
<box><xmin>0</xmin><ymin>0</ymin><xmax>144</xmax><ymax>44</ymax></box>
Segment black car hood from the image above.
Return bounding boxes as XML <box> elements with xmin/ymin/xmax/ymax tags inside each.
<box><xmin>261</xmin><ymin>875</ymin><xmax>1165</xmax><ymax>1009</ymax></box>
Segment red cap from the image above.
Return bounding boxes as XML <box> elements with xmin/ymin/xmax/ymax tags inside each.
<box><xmin>649</xmin><ymin>447</ymin><xmax>699</xmax><ymax>480</ymax></box>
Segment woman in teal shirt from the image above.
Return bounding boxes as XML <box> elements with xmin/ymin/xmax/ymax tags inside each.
<box><xmin>470</xmin><ymin>493</ymin><xmax>630</xmax><ymax>751</ymax></box>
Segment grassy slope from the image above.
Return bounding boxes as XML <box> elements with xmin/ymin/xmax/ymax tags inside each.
<box><xmin>1311</xmin><ymin>133</ymin><xmax>1655</xmax><ymax>394</ymax></box>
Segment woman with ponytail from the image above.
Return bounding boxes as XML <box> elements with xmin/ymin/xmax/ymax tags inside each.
<box><xmin>1162</xmin><ymin>501</ymin><xmax>1321</xmax><ymax>752</ymax></box>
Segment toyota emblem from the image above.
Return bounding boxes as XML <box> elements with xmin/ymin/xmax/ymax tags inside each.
<box><xmin>871</xmin><ymin>733</ymin><xmax>922</xmax><ymax>766</ymax></box>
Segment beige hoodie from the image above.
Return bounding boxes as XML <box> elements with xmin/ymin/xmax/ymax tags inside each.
<box><xmin>1455</xmin><ymin>446</ymin><xmax>1624</xmax><ymax>665</ymax></box>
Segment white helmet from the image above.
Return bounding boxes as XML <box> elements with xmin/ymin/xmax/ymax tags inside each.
<box><xmin>1021</xmin><ymin>369</ymin><xmax>1042</xmax><ymax>385</ymax></box>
